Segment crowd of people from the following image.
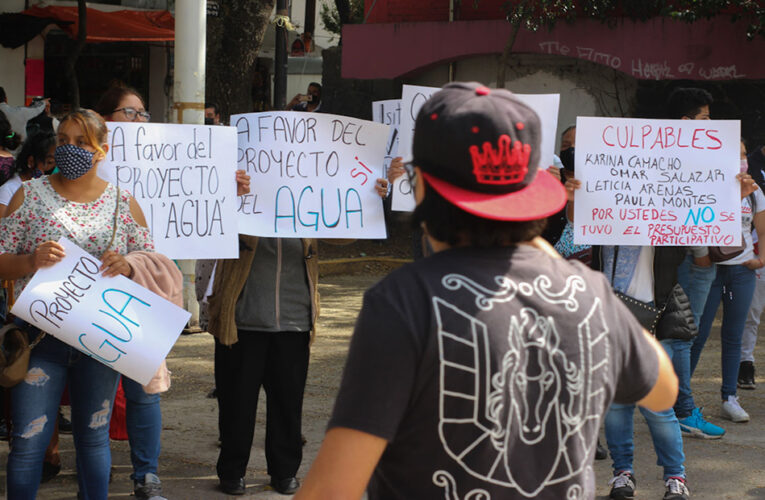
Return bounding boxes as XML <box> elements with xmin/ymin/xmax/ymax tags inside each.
<box><xmin>0</xmin><ymin>81</ymin><xmax>760</xmax><ymax>500</ymax></box>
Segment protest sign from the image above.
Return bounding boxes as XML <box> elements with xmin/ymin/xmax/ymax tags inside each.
<box><xmin>573</xmin><ymin>117</ymin><xmax>741</xmax><ymax>246</ymax></box>
<box><xmin>11</xmin><ymin>238</ymin><xmax>190</xmax><ymax>385</ymax></box>
<box><xmin>393</xmin><ymin>86</ymin><xmax>561</xmax><ymax>211</ymax></box>
<box><xmin>99</xmin><ymin>122</ymin><xmax>239</xmax><ymax>260</ymax></box>
<box><xmin>372</xmin><ymin>99</ymin><xmax>401</xmax><ymax>178</ymax></box>
<box><xmin>393</xmin><ymin>85</ymin><xmax>439</xmax><ymax>211</ymax></box>
<box><xmin>233</xmin><ymin>112</ymin><xmax>389</xmax><ymax>238</ymax></box>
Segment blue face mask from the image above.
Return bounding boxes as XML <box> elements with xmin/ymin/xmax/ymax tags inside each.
<box><xmin>54</xmin><ymin>144</ymin><xmax>95</xmax><ymax>180</ymax></box>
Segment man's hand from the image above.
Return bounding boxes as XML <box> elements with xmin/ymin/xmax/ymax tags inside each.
<box><xmin>564</xmin><ymin>178</ymin><xmax>581</xmax><ymax>202</ymax></box>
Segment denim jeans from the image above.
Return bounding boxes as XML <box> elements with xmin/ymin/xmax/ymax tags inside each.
<box><xmin>674</xmin><ymin>254</ymin><xmax>717</xmax><ymax>417</ymax></box>
<box><xmin>7</xmin><ymin>334</ymin><xmax>120</xmax><ymax>500</ymax></box>
<box><xmin>122</xmin><ymin>376</ymin><xmax>162</xmax><ymax>482</ymax></box>
<box><xmin>692</xmin><ymin>263</ymin><xmax>756</xmax><ymax>400</ymax></box>
<box><xmin>605</xmin><ymin>339</ymin><xmax>685</xmax><ymax>480</ymax></box>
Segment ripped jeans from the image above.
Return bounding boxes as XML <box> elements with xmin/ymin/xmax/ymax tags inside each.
<box><xmin>7</xmin><ymin>332</ymin><xmax>120</xmax><ymax>500</ymax></box>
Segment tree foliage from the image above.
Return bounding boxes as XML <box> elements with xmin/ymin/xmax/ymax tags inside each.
<box><xmin>319</xmin><ymin>0</ymin><xmax>364</xmax><ymax>41</ymax></box>
<box><xmin>206</xmin><ymin>0</ymin><xmax>275</xmax><ymax>120</ymax></box>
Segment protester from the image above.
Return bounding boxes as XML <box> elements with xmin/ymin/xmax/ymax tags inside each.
<box><xmin>0</xmin><ymin>130</ymin><xmax>56</xmax><ymax>217</ymax></box>
<box><xmin>739</xmin><ymin>144</ymin><xmax>765</xmax><ymax>389</ymax></box>
<box><xmin>94</xmin><ymin>85</ymin><xmax>169</xmax><ymax>500</ymax></box>
<box><xmin>286</xmin><ymin>82</ymin><xmax>322</xmax><ymax>112</ymax></box>
<box><xmin>565</xmin><ymin>180</ymin><xmax>693</xmax><ymax>497</ymax></box>
<box><xmin>294</xmin><ymin>82</ymin><xmax>679</xmax><ymax>500</ymax></box>
<box><xmin>205</xmin><ymin>102</ymin><xmax>221</xmax><ymax>125</ymax></box>
<box><xmin>0</xmin><ymin>108</ymin><xmax>154</xmax><ymax>499</ymax></box>
<box><xmin>690</xmin><ymin>141</ymin><xmax>765</xmax><ymax>423</ymax></box>
<box><xmin>0</xmin><ymin>86</ymin><xmax>46</xmax><ymax>144</ymax></box>
<box><xmin>670</xmin><ymin>87</ymin><xmax>727</xmax><ymax>439</ymax></box>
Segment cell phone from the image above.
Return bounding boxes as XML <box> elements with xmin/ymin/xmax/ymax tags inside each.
<box><xmin>299</xmin><ymin>94</ymin><xmax>313</xmax><ymax>103</ymax></box>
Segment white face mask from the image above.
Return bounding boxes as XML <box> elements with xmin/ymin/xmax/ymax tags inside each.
<box><xmin>741</xmin><ymin>158</ymin><xmax>749</xmax><ymax>173</ymax></box>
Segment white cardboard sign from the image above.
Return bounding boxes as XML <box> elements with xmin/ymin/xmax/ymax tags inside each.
<box><xmin>233</xmin><ymin>112</ymin><xmax>389</xmax><ymax>238</ymax></box>
<box><xmin>573</xmin><ymin>117</ymin><xmax>742</xmax><ymax>246</ymax></box>
<box><xmin>371</xmin><ymin>99</ymin><xmax>401</xmax><ymax>179</ymax></box>
<box><xmin>11</xmin><ymin>238</ymin><xmax>190</xmax><ymax>385</ymax></box>
<box><xmin>394</xmin><ymin>85</ymin><xmax>561</xmax><ymax>212</ymax></box>
<box><xmin>99</xmin><ymin>122</ymin><xmax>240</xmax><ymax>260</ymax></box>
<box><xmin>393</xmin><ymin>85</ymin><xmax>439</xmax><ymax>211</ymax></box>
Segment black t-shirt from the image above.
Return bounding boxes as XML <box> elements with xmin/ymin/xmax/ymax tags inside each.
<box><xmin>329</xmin><ymin>245</ymin><xmax>658</xmax><ymax>499</ymax></box>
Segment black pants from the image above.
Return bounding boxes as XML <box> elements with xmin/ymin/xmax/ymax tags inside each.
<box><xmin>215</xmin><ymin>330</ymin><xmax>310</xmax><ymax>480</ymax></box>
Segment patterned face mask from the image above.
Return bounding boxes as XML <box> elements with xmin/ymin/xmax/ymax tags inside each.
<box><xmin>54</xmin><ymin>144</ymin><xmax>95</xmax><ymax>180</ymax></box>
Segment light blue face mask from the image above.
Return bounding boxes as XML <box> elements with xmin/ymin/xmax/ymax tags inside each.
<box><xmin>54</xmin><ymin>144</ymin><xmax>95</xmax><ymax>180</ymax></box>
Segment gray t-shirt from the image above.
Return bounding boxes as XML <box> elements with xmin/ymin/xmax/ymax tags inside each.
<box><xmin>235</xmin><ymin>238</ymin><xmax>311</xmax><ymax>332</ymax></box>
<box><xmin>329</xmin><ymin>245</ymin><xmax>658</xmax><ymax>499</ymax></box>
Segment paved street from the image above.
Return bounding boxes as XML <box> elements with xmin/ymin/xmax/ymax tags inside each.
<box><xmin>3</xmin><ymin>274</ymin><xmax>765</xmax><ymax>499</ymax></box>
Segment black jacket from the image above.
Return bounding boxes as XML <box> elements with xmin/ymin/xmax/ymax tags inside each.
<box><xmin>591</xmin><ymin>245</ymin><xmax>686</xmax><ymax>308</ymax></box>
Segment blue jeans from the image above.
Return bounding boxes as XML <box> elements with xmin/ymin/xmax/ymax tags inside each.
<box><xmin>605</xmin><ymin>339</ymin><xmax>685</xmax><ymax>480</ymax></box>
<box><xmin>7</xmin><ymin>334</ymin><xmax>120</xmax><ymax>500</ymax></box>
<box><xmin>691</xmin><ymin>264</ymin><xmax>756</xmax><ymax>400</ymax></box>
<box><xmin>674</xmin><ymin>254</ymin><xmax>716</xmax><ymax>417</ymax></box>
<box><xmin>123</xmin><ymin>376</ymin><xmax>162</xmax><ymax>482</ymax></box>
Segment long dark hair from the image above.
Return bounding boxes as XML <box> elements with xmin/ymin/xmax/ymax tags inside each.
<box><xmin>15</xmin><ymin>132</ymin><xmax>56</xmax><ymax>177</ymax></box>
<box><xmin>95</xmin><ymin>86</ymin><xmax>145</xmax><ymax>118</ymax></box>
<box><xmin>0</xmin><ymin>110</ymin><xmax>21</xmax><ymax>151</ymax></box>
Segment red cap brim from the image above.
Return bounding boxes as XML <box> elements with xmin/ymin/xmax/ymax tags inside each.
<box><xmin>421</xmin><ymin>169</ymin><xmax>567</xmax><ymax>221</ymax></box>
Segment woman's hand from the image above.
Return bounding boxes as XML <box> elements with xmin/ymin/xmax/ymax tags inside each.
<box><xmin>236</xmin><ymin>170</ymin><xmax>251</xmax><ymax>196</ymax></box>
<box><xmin>387</xmin><ymin>157</ymin><xmax>404</xmax><ymax>184</ymax></box>
<box><xmin>743</xmin><ymin>258</ymin><xmax>765</xmax><ymax>270</ymax></box>
<box><xmin>546</xmin><ymin>165</ymin><xmax>561</xmax><ymax>181</ymax></box>
<box><xmin>737</xmin><ymin>172</ymin><xmax>758</xmax><ymax>199</ymax></box>
<box><xmin>101</xmin><ymin>250</ymin><xmax>133</xmax><ymax>278</ymax></box>
<box><xmin>32</xmin><ymin>241</ymin><xmax>66</xmax><ymax>270</ymax></box>
<box><xmin>375</xmin><ymin>178</ymin><xmax>389</xmax><ymax>198</ymax></box>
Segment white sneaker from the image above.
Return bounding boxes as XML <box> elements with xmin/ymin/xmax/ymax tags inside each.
<box><xmin>721</xmin><ymin>395</ymin><xmax>750</xmax><ymax>422</ymax></box>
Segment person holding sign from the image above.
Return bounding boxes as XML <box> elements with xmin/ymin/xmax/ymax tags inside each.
<box><xmin>95</xmin><ymin>85</ymin><xmax>168</xmax><ymax>500</ymax></box>
<box><xmin>0</xmin><ymin>109</ymin><xmax>154</xmax><ymax>499</ymax></box>
<box><xmin>295</xmin><ymin>83</ymin><xmax>679</xmax><ymax>500</ymax></box>
<box><xmin>689</xmin><ymin>141</ymin><xmax>765</xmax><ymax>424</ymax></box>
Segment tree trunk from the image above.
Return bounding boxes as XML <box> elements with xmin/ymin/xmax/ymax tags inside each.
<box><xmin>496</xmin><ymin>22</ymin><xmax>520</xmax><ymax>89</ymax></box>
<box><xmin>206</xmin><ymin>0</ymin><xmax>275</xmax><ymax>121</ymax></box>
<box><xmin>64</xmin><ymin>0</ymin><xmax>87</xmax><ymax>108</ymax></box>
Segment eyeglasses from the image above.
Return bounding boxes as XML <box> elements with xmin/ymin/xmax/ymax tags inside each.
<box><xmin>113</xmin><ymin>107</ymin><xmax>150</xmax><ymax>121</ymax></box>
<box><xmin>404</xmin><ymin>162</ymin><xmax>417</xmax><ymax>189</ymax></box>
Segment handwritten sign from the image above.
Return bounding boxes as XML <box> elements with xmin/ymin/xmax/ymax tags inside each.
<box><xmin>99</xmin><ymin>122</ymin><xmax>239</xmax><ymax>260</ymax></box>
<box><xmin>394</xmin><ymin>85</ymin><xmax>561</xmax><ymax>212</ymax></box>
<box><xmin>573</xmin><ymin>117</ymin><xmax>741</xmax><ymax>246</ymax></box>
<box><xmin>233</xmin><ymin>112</ymin><xmax>389</xmax><ymax>238</ymax></box>
<box><xmin>11</xmin><ymin>239</ymin><xmax>190</xmax><ymax>385</ymax></box>
<box><xmin>371</xmin><ymin>99</ymin><xmax>401</xmax><ymax>179</ymax></box>
<box><xmin>393</xmin><ymin>85</ymin><xmax>439</xmax><ymax>211</ymax></box>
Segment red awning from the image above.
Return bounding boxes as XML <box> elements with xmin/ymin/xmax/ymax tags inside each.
<box><xmin>23</xmin><ymin>5</ymin><xmax>174</xmax><ymax>42</ymax></box>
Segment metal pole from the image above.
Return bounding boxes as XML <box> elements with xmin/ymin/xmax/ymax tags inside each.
<box><xmin>173</xmin><ymin>0</ymin><xmax>206</xmax><ymax>330</ymax></box>
<box><xmin>274</xmin><ymin>0</ymin><xmax>289</xmax><ymax>109</ymax></box>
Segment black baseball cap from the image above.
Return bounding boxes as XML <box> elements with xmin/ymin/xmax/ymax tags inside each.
<box><xmin>412</xmin><ymin>82</ymin><xmax>566</xmax><ymax>221</ymax></box>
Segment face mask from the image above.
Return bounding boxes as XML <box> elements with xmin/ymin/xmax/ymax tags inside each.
<box><xmin>54</xmin><ymin>144</ymin><xmax>95</xmax><ymax>180</ymax></box>
<box><xmin>560</xmin><ymin>147</ymin><xmax>575</xmax><ymax>172</ymax></box>
<box><xmin>741</xmin><ymin>158</ymin><xmax>749</xmax><ymax>174</ymax></box>
<box><xmin>31</xmin><ymin>168</ymin><xmax>44</xmax><ymax>179</ymax></box>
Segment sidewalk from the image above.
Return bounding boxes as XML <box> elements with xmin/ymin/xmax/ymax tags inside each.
<box><xmin>3</xmin><ymin>274</ymin><xmax>765</xmax><ymax>499</ymax></box>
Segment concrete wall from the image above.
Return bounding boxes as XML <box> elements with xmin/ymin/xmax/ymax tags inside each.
<box><xmin>409</xmin><ymin>53</ymin><xmax>638</xmax><ymax>150</ymax></box>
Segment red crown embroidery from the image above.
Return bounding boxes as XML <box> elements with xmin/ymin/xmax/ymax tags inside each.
<box><xmin>469</xmin><ymin>134</ymin><xmax>531</xmax><ymax>185</ymax></box>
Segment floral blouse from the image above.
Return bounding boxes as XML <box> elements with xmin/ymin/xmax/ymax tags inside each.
<box><xmin>0</xmin><ymin>176</ymin><xmax>154</xmax><ymax>296</ymax></box>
